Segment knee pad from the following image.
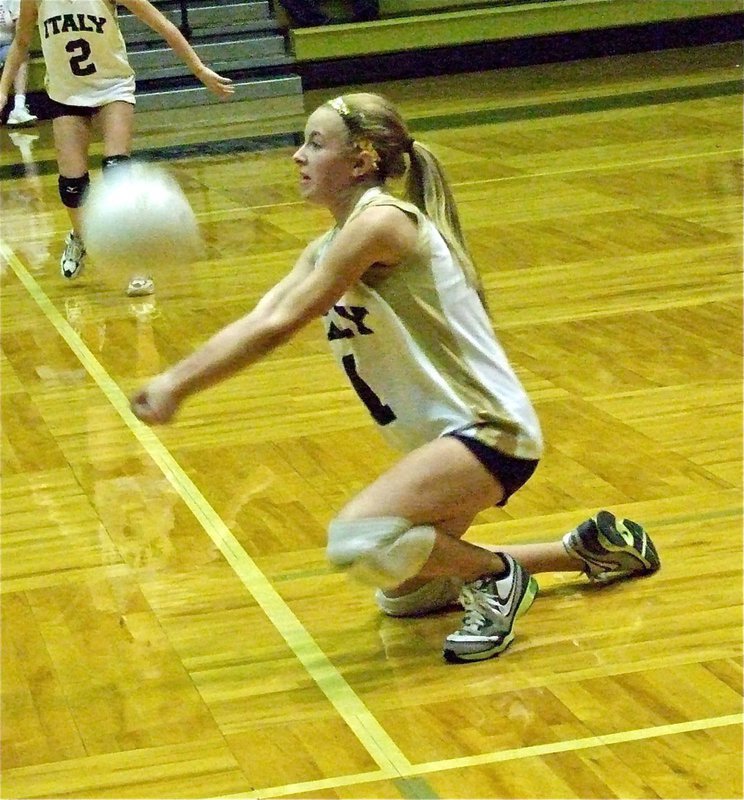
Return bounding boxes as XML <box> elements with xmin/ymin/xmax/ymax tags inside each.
<box><xmin>327</xmin><ymin>516</ymin><xmax>436</xmax><ymax>588</ymax></box>
<box><xmin>58</xmin><ymin>173</ymin><xmax>90</xmax><ymax>208</ymax></box>
<box><xmin>101</xmin><ymin>154</ymin><xmax>131</xmax><ymax>173</ymax></box>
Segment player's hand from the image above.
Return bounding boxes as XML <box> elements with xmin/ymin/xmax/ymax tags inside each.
<box><xmin>130</xmin><ymin>374</ymin><xmax>181</xmax><ymax>424</ymax></box>
<box><xmin>198</xmin><ymin>67</ymin><xmax>234</xmax><ymax>99</ymax></box>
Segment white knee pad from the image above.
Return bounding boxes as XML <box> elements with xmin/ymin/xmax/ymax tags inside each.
<box><xmin>327</xmin><ymin>516</ymin><xmax>436</xmax><ymax>588</ymax></box>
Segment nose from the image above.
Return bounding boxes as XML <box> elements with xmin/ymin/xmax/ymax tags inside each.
<box><xmin>293</xmin><ymin>144</ymin><xmax>306</xmax><ymax>163</ymax></box>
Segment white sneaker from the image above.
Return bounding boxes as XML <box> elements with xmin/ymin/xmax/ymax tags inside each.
<box><xmin>60</xmin><ymin>231</ymin><xmax>86</xmax><ymax>279</ymax></box>
<box><xmin>126</xmin><ymin>276</ymin><xmax>155</xmax><ymax>297</ymax></box>
<box><xmin>7</xmin><ymin>107</ymin><xmax>38</xmax><ymax>126</ymax></box>
<box><xmin>375</xmin><ymin>577</ymin><xmax>462</xmax><ymax>617</ymax></box>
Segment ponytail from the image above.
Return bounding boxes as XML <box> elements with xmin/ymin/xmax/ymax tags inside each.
<box><xmin>327</xmin><ymin>92</ymin><xmax>486</xmax><ymax>305</ymax></box>
<box><xmin>405</xmin><ymin>141</ymin><xmax>485</xmax><ymax>306</ymax></box>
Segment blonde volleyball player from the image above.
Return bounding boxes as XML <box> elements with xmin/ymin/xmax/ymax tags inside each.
<box><xmin>131</xmin><ymin>93</ymin><xmax>660</xmax><ymax>663</ymax></box>
<box><xmin>0</xmin><ymin>0</ymin><xmax>233</xmax><ymax>295</ymax></box>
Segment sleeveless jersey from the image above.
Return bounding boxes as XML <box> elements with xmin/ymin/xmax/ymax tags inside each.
<box><xmin>315</xmin><ymin>188</ymin><xmax>543</xmax><ymax>459</ymax></box>
<box><xmin>37</xmin><ymin>0</ymin><xmax>135</xmax><ymax>106</ymax></box>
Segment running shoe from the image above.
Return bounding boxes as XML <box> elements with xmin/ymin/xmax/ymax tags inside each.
<box><xmin>376</xmin><ymin>576</ymin><xmax>462</xmax><ymax>617</ymax></box>
<box><xmin>443</xmin><ymin>554</ymin><xmax>537</xmax><ymax>663</ymax></box>
<box><xmin>563</xmin><ymin>510</ymin><xmax>660</xmax><ymax>582</ymax></box>
<box><xmin>60</xmin><ymin>231</ymin><xmax>86</xmax><ymax>279</ymax></box>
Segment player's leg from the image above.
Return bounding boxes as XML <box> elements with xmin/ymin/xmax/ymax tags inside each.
<box><xmin>375</xmin><ymin>507</ymin><xmax>658</xmax><ymax>619</ymax></box>
<box><xmin>369</xmin><ymin>433</ymin><xmax>658</xmax><ymax>598</ymax></box>
<box><xmin>336</xmin><ymin>436</ymin><xmax>577</xmax><ymax>579</ymax></box>
<box><xmin>97</xmin><ymin>101</ymin><xmax>153</xmax><ymax>297</ymax></box>
<box><xmin>53</xmin><ymin>112</ymin><xmax>92</xmax><ymax>278</ymax></box>
<box><xmin>374</xmin><ymin>508</ymin><xmax>582</xmax><ymax>617</ymax></box>
<box><xmin>97</xmin><ymin>100</ymin><xmax>134</xmax><ymax>160</ymax></box>
<box><xmin>7</xmin><ymin>59</ymin><xmax>38</xmax><ymax>125</ymax></box>
<box><xmin>327</xmin><ymin>436</ymin><xmax>539</xmax><ymax>661</ymax></box>
<box><xmin>329</xmin><ymin>435</ymin><xmax>660</xmax><ymax>661</ymax></box>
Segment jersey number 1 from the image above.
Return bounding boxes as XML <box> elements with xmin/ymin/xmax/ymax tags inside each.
<box><xmin>341</xmin><ymin>355</ymin><xmax>396</xmax><ymax>426</ymax></box>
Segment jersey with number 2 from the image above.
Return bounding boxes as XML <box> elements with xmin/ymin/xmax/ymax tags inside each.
<box><xmin>38</xmin><ymin>0</ymin><xmax>134</xmax><ymax>106</ymax></box>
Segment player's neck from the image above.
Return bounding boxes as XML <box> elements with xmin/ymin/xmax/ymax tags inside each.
<box><xmin>330</xmin><ymin>182</ymin><xmax>382</xmax><ymax>226</ymax></box>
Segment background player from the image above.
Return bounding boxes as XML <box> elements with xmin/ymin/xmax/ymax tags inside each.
<box><xmin>0</xmin><ymin>0</ymin><xmax>233</xmax><ymax>295</ymax></box>
<box><xmin>0</xmin><ymin>0</ymin><xmax>37</xmax><ymax>125</ymax></box>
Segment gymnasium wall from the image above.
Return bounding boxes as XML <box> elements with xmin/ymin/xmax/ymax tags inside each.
<box><xmin>20</xmin><ymin>0</ymin><xmax>744</xmax><ymax>94</ymax></box>
<box><xmin>291</xmin><ymin>0</ymin><xmax>743</xmax><ymax>86</ymax></box>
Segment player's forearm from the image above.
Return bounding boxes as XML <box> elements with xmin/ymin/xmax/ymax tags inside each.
<box><xmin>128</xmin><ymin>0</ymin><xmax>211</xmax><ymax>79</ymax></box>
<box><xmin>0</xmin><ymin>38</ymin><xmax>29</xmax><ymax>100</ymax></box>
<box><xmin>156</xmin><ymin>19</ymin><xmax>210</xmax><ymax>79</ymax></box>
<box><xmin>162</xmin><ymin>310</ymin><xmax>296</xmax><ymax>400</ymax></box>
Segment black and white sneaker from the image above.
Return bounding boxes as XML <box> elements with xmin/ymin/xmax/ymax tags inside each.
<box><xmin>443</xmin><ymin>554</ymin><xmax>537</xmax><ymax>663</ymax></box>
<box><xmin>564</xmin><ymin>510</ymin><xmax>660</xmax><ymax>582</ymax></box>
<box><xmin>60</xmin><ymin>231</ymin><xmax>86</xmax><ymax>279</ymax></box>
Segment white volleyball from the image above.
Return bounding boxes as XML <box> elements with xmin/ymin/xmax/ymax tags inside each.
<box><xmin>82</xmin><ymin>161</ymin><xmax>204</xmax><ymax>272</ymax></box>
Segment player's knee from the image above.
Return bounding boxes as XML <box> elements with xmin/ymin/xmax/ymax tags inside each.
<box><xmin>58</xmin><ymin>173</ymin><xmax>90</xmax><ymax>208</ymax></box>
<box><xmin>327</xmin><ymin>516</ymin><xmax>436</xmax><ymax>588</ymax></box>
<box><xmin>101</xmin><ymin>154</ymin><xmax>131</xmax><ymax>173</ymax></box>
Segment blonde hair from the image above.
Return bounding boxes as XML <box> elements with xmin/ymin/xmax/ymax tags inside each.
<box><xmin>326</xmin><ymin>92</ymin><xmax>485</xmax><ymax>303</ymax></box>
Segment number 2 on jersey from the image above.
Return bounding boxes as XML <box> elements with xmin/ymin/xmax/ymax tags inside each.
<box><xmin>66</xmin><ymin>39</ymin><xmax>96</xmax><ymax>76</ymax></box>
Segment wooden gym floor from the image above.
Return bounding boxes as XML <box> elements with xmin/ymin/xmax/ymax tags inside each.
<box><xmin>1</xmin><ymin>42</ymin><xmax>742</xmax><ymax>800</ymax></box>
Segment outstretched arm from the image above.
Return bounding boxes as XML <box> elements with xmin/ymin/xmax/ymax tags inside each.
<box><xmin>130</xmin><ymin>204</ymin><xmax>418</xmax><ymax>425</ymax></box>
<box><xmin>131</xmin><ymin>237</ymin><xmax>325</xmax><ymax>424</ymax></box>
<box><xmin>0</xmin><ymin>0</ymin><xmax>36</xmax><ymax>114</ymax></box>
<box><xmin>119</xmin><ymin>0</ymin><xmax>234</xmax><ymax>98</ymax></box>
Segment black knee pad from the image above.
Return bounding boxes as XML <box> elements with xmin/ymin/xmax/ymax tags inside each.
<box><xmin>101</xmin><ymin>154</ymin><xmax>131</xmax><ymax>173</ymax></box>
<box><xmin>58</xmin><ymin>173</ymin><xmax>90</xmax><ymax>208</ymax></box>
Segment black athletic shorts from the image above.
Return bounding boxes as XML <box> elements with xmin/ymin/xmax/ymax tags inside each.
<box><xmin>46</xmin><ymin>99</ymin><xmax>99</xmax><ymax>119</ymax></box>
<box><xmin>447</xmin><ymin>433</ymin><xmax>539</xmax><ymax>506</ymax></box>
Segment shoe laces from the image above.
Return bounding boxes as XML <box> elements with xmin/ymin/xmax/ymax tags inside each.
<box><xmin>64</xmin><ymin>234</ymin><xmax>85</xmax><ymax>260</ymax></box>
<box><xmin>458</xmin><ymin>585</ymin><xmax>505</xmax><ymax>634</ymax></box>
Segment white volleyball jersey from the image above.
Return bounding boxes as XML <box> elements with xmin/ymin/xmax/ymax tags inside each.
<box><xmin>37</xmin><ymin>0</ymin><xmax>135</xmax><ymax>106</ymax></box>
<box><xmin>316</xmin><ymin>188</ymin><xmax>543</xmax><ymax>459</ymax></box>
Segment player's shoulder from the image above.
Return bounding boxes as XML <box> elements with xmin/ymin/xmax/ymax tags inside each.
<box><xmin>352</xmin><ymin>197</ymin><xmax>419</xmax><ymax>244</ymax></box>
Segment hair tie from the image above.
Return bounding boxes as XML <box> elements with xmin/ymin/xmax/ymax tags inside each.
<box><xmin>329</xmin><ymin>96</ymin><xmax>351</xmax><ymax>119</ymax></box>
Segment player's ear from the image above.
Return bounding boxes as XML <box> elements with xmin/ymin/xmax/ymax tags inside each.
<box><xmin>352</xmin><ymin>149</ymin><xmax>378</xmax><ymax>179</ymax></box>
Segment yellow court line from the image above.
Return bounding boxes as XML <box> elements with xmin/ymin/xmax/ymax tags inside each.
<box><xmin>409</xmin><ymin>712</ymin><xmax>744</xmax><ymax>775</ymax></box>
<box><xmin>1</xmin><ymin>240</ymin><xmax>411</xmax><ymax>777</ymax></box>
<box><xmin>4</xmin><ymin>240</ymin><xmax>742</xmax><ymax>796</ymax></box>
<box><xmin>232</xmin><ymin>713</ymin><xmax>744</xmax><ymax>798</ymax></box>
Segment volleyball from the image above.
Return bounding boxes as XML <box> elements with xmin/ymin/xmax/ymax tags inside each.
<box><xmin>81</xmin><ymin>161</ymin><xmax>204</xmax><ymax>272</ymax></box>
